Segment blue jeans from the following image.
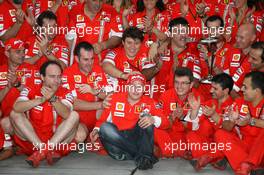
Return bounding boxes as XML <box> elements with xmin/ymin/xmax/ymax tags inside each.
<box><xmin>99</xmin><ymin>122</ymin><xmax>154</xmax><ymax>161</ymax></box>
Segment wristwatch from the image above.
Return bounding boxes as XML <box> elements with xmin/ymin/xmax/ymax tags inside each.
<box><xmin>13</xmin><ymin>81</ymin><xmax>21</xmax><ymax>88</ymax></box>
<box><xmin>49</xmin><ymin>95</ymin><xmax>58</xmax><ymax>103</ymax></box>
<box><xmin>250</xmin><ymin>118</ymin><xmax>256</xmax><ymax>126</ymax></box>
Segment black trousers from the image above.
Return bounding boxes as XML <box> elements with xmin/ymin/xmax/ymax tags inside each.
<box><xmin>99</xmin><ymin>122</ymin><xmax>154</xmax><ymax>161</ymax></box>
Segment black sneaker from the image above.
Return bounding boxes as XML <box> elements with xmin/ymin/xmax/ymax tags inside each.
<box><xmin>135</xmin><ymin>156</ymin><xmax>153</xmax><ymax>170</ymax></box>
<box><xmin>251</xmin><ymin>168</ymin><xmax>264</xmax><ymax>175</ymax></box>
<box><xmin>212</xmin><ymin>158</ymin><xmax>228</xmax><ymax>170</ymax></box>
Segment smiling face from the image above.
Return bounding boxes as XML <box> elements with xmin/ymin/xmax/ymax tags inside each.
<box><xmin>174</xmin><ymin>75</ymin><xmax>193</xmax><ymax>97</ymax></box>
<box><xmin>242</xmin><ymin>77</ymin><xmax>257</xmax><ymax>102</ymax></box>
<box><xmin>86</xmin><ymin>0</ymin><xmax>103</xmax><ymax>14</ymax></box>
<box><xmin>127</xmin><ymin>80</ymin><xmax>145</xmax><ymax>102</ymax></box>
<box><xmin>123</xmin><ymin>37</ymin><xmax>142</xmax><ymax>59</ymax></box>
<box><xmin>235</xmin><ymin>24</ymin><xmax>256</xmax><ymax>50</ymax></box>
<box><xmin>77</xmin><ymin>48</ymin><xmax>94</xmax><ymax>74</ymax></box>
<box><xmin>143</xmin><ymin>0</ymin><xmax>157</xmax><ymax>11</ymax></box>
<box><xmin>206</xmin><ymin>19</ymin><xmax>222</xmax><ymax>40</ymax></box>
<box><xmin>6</xmin><ymin>48</ymin><xmax>25</xmax><ymax>65</ymax></box>
<box><xmin>41</xmin><ymin>18</ymin><xmax>57</xmax><ymax>41</ymax></box>
<box><xmin>248</xmin><ymin>48</ymin><xmax>264</xmax><ymax>71</ymax></box>
<box><xmin>210</xmin><ymin>82</ymin><xmax>226</xmax><ymax>100</ymax></box>
<box><xmin>171</xmin><ymin>24</ymin><xmax>188</xmax><ymax>48</ymax></box>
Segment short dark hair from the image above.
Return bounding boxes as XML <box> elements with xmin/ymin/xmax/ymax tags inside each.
<box><xmin>40</xmin><ymin>61</ymin><xmax>63</xmax><ymax>77</ymax></box>
<box><xmin>211</xmin><ymin>73</ymin><xmax>234</xmax><ymax>94</ymax></box>
<box><xmin>205</xmin><ymin>15</ymin><xmax>224</xmax><ymax>28</ymax></box>
<box><xmin>122</xmin><ymin>27</ymin><xmax>144</xmax><ymax>42</ymax></box>
<box><xmin>37</xmin><ymin>10</ymin><xmax>57</xmax><ymax>27</ymax></box>
<box><xmin>251</xmin><ymin>41</ymin><xmax>264</xmax><ymax>62</ymax></box>
<box><xmin>137</xmin><ymin>0</ymin><xmax>165</xmax><ymax>12</ymax></box>
<box><xmin>245</xmin><ymin>71</ymin><xmax>264</xmax><ymax>94</ymax></box>
<box><xmin>74</xmin><ymin>41</ymin><xmax>94</xmax><ymax>59</ymax></box>
<box><xmin>169</xmin><ymin>17</ymin><xmax>189</xmax><ymax>33</ymax></box>
<box><xmin>174</xmin><ymin>67</ymin><xmax>194</xmax><ymax>82</ymax></box>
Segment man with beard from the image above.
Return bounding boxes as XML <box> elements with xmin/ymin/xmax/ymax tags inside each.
<box><xmin>10</xmin><ymin>61</ymin><xmax>79</xmax><ymax>167</ymax></box>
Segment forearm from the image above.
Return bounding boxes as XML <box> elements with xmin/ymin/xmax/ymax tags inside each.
<box><xmin>97</xmin><ymin>92</ymin><xmax>107</xmax><ymax>100</ymax></box>
<box><xmin>190</xmin><ymin>108</ymin><xmax>200</xmax><ymax>120</ymax></box>
<box><xmin>0</xmin><ymin>22</ymin><xmax>22</xmax><ymax>42</ymax></box>
<box><xmin>51</xmin><ymin>100</ymin><xmax>71</xmax><ymax>119</ymax></box>
<box><xmin>73</xmin><ymin>99</ymin><xmax>103</xmax><ymax>111</ymax></box>
<box><xmin>254</xmin><ymin>118</ymin><xmax>264</xmax><ymax>128</ymax></box>
<box><xmin>13</xmin><ymin>97</ymin><xmax>45</xmax><ymax>113</ymax></box>
<box><xmin>122</xmin><ymin>15</ymin><xmax>129</xmax><ymax>30</ymax></box>
<box><xmin>50</xmin><ymin>3</ymin><xmax>60</xmax><ymax>14</ymax></box>
<box><xmin>24</xmin><ymin>55</ymin><xmax>41</xmax><ymax>65</ymax></box>
<box><xmin>102</xmin><ymin>62</ymin><xmax>124</xmax><ymax>79</ymax></box>
<box><xmin>103</xmin><ymin>37</ymin><xmax>121</xmax><ymax>50</ymax></box>
<box><xmin>152</xmin><ymin>28</ymin><xmax>167</xmax><ymax>42</ymax></box>
<box><xmin>142</xmin><ymin>65</ymin><xmax>160</xmax><ymax>81</ymax></box>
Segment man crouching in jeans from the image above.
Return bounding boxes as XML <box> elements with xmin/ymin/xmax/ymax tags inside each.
<box><xmin>90</xmin><ymin>73</ymin><xmax>170</xmax><ymax>172</ymax></box>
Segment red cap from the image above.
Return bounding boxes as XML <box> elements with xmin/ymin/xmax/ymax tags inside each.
<box><xmin>127</xmin><ymin>73</ymin><xmax>146</xmax><ymax>85</ymax></box>
<box><xmin>5</xmin><ymin>38</ymin><xmax>28</xmax><ymax>51</ymax></box>
<box><xmin>0</xmin><ymin>127</ymin><xmax>4</xmax><ymax>150</ymax></box>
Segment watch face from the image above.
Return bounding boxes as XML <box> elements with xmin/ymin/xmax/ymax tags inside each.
<box><xmin>49</xmin><ymin>96</ymin><xmax>58</xmax><ymax>103</ymax></box>
<box><xmin>13</xmin><ymin>81</ymin><xmax>21</xmax><ymax>88</ymax></box>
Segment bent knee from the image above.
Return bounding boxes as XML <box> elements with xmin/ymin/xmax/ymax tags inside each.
<box><xmin>75</xmin><ymin>124</ymin><xmax>88</xmax><ymax>143</ymax></box>
<box><xmin>69</xmin><ymin>111</ymin><xmax>80</xmax><ymax>123</ymax></box>
<box><xmin>9</xmin><ymin>111</ymin><xmax>23</xmax><ymax>123</ymax></box>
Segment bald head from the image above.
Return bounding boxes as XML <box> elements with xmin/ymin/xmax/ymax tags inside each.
<box><xmin>235</xmin><ymin>23</ymin><xmax>257</xmax><ymax>50</ymax></box>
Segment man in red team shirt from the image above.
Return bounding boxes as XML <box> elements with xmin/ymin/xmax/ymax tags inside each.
<box><xmin>25</xmin><ymin>11</ymin><xmax>70</xmax><ymax>69</ymax></box>
<box><xmin>159</xmin><ymin>67</ymin><xmax>204</xmax><ymax>158</ymax></box>
<box><xmin>196</xmin><ymin>71</ymin><xmax>264</xmax><ymax>175</ymax></box>
<box><xmin>0</xmin><ymin>0</ymin><xmax>35</xmax><ymax>66</ymax></box>
<box><xmin>90</xmin><ymin>73</ymin><xmax>170</xmax><ymax>171</ymax></box>
<box><xmin>224</xmin><ymin>0</ymin><xmax>263</xmax><ymax>44</ymax></box>
<box><xmin>102</xmin><ymin>27</ymin><xmax>151</xmax><ymax>90</ymax></box>
<box><xmin>63</xmin><ymin>41</ymin><xmax>110</xmax><ymax>142</ymax></box>
<box><xmin>200</xmin><ymin>15</ymin><xmax>241</xmax><ymax>76</ymax></box>
<box><xmin>165</xmin><ymin>17</ymin><xmax>202</xmax><ymax>89</ymax></box>
<box><xmin>232</xmin><ymin>41</ymin><xmax>264</xmax><ymax>98</ymax></box>
<box><xmin>10</xmin><ymin>61</ymin><xmax>79</xmax><ymax>167</ymax></box>
<box><xmin>198</xmin><ymin>15</ymin><xmax>241</xmax><ymax>99</ymax></box>
<box><xmin>0</xmin><ymin>38</ymin><xmax>38</xmax><ymax>160</ymax></box>
<box><xmin>67</xmin><ymin>0</ymin><xmax>123</xmax><ymax>61</ymax></box>
<box><xmin>231</xmin><ymin>23</ymin><xmax>257</xmax><ymax>98</ymax></box>
<box><xmin>188</xmin><ymin>73</ymin><xmax>234</xmax><ymax>171</ymax></box>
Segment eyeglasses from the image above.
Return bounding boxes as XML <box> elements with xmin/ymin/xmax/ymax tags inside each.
<box><xmin>174</xmin><ymin>81</ymin><xmax>191</xmax><ymax>86</ymax></box>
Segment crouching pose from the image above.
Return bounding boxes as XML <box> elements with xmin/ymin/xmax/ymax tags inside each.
<box><xmin>90</xmin><ymin>73</ymin><xmax>170</xmax><ymax>172</ymax></box>
<box><xmin>10</xmin><ymin>61</ymin><xmax>79</xmax><ymax>167</ymax></box>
